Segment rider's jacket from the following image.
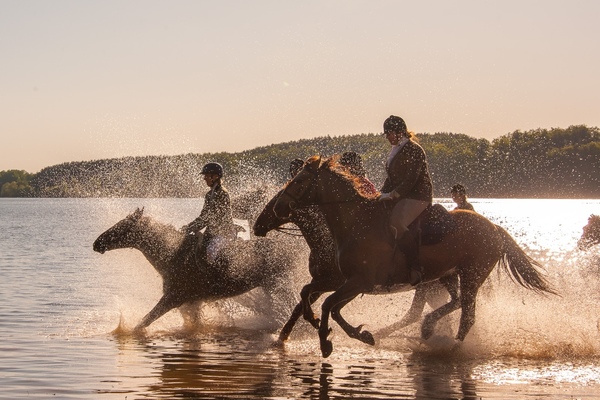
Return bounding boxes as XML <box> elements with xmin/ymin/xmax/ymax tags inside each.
<box><xmin>187</xmin><ymin>183</ymin><xmax>235</xmax><ymax>239</ymax></box>
<box><xmin>380</xmin><ymin>139</ymin><xmax>433</xmax><ymax>202</ymax></box>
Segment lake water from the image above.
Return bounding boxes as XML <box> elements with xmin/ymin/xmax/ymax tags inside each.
<box><xmin>1</xmin><ymin>197</ymin><xmax>599</xmax><ymax>399</ymax></box>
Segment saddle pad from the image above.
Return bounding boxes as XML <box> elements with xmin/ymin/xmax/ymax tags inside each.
<box><xmin>412</xmin><ymin>204</ymin><xmax>457</xmax><ymax>245</ymax></box>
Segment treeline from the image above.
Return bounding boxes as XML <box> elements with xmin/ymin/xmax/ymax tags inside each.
<box><xmin>2</xmin><ymin>125</ymin><xmax>599</xmax><ymax>198</ymax></box>
<box><xmin>0</xmin><ymin>170</ymin><xmax>34</xmax><ymax>197</ymax></box>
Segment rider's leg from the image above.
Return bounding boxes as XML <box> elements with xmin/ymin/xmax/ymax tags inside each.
<box><xmin>206</xmin><ymin>236</ymin><xmax>228</xmax><ymax>265</ymax></box>
<box><xmin>390</xmin><ymin>199</ymin><xmax>429</xmax><ymax>285</ymax></box>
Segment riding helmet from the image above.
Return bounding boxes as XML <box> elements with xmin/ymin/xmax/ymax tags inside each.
<box><xmin>383</xmin><ymin>115</ymin><xmax>407</xmax><ymax>135</ymax></box>
<box><xmin>201</xmin><ymin>162</ymin><xmax>224</xmax><ymax>178</ymax></box>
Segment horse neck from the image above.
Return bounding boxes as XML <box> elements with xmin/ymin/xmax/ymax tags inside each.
<box><xmin>133</xmin><ymin>220</ymin><xmax>181</xmax><ymax>270</ymax></box>
<box><xmin>292</xmin><ymin>207</ymin><xmax>332</xmax><ymax>249</ymax></box>
<box><xmin>316</xmin><ymin>169</ymin><xmax>372</xmax><ymax>242</ymax></box>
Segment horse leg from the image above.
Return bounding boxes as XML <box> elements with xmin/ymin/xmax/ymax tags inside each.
<box><xmin>278</xmin><ymin>301</ymin><xmax>304</xmax><ymax>342</ymax></box>
<box><xmin>278</xmin><ymin>289</ymin><xmax>323</xmax><ymax>342</ymax></box>
<box><xmin>134</xmin><ymin>295</ymin><xmax>181</xmax><ymax>331</ymax></box>
<box><xmin>179</xmin><ymin>300</ymin><xmax>203</xmax><ymax>329</ymax></box>
<box><xmin>301</xmin><ymin>284</ymin><xmax>325</xmax><ymax>329</ymax></box>
<box><xmin>455</xmin><ymin>279</ymin><xmax>481</xmax><ymax>342</ymax></box>
<box><xmin>421</xmin><ymin>274</ymin><xmax>461</xmax><ymax>340</ymax></box>
<box><xmin>374</xmin><ymin>284</ymin><xmax>430</xmax><ymax>339</ymax></box>
<box><xmin>439</xmin><ymin>274</ymin><xmax>459</xmax><ymax>302</ymax></box>
<box><xmin>330</xmin><ymin>295</ymin><xmax>375</xmax><ymax>345</ymax></box>
<box><xmin>318</xmin><ymin>278</ymin><xmax>365</xmax><ymax>358</ymax></box>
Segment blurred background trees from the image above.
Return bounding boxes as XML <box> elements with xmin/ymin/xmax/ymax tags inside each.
<box><xmin>3</xmin><ymin>125</ymin><xmax>598</xmax><ymax>198</ymax></box>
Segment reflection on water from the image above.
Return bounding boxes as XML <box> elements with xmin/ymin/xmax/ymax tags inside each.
<box><xmin>98</xmin><ymin>327</ymin><xmax>600</xmax><ymax>399</ymax></box>
<box><xmin>1</xmin><ymin>198</ymin><xmax>600</xmax><ymax>398</ymax></box>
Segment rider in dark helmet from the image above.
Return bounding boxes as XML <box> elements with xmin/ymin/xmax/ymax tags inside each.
<box><xmin>289</xmin><ymin>158</ymin><xmax>305</xmax><ymax>178</ymax></box>
<box><xmin>339</xmin><ymin>151</ymin><xmax>378</xmax><ymax>196</ymax></box>
<box><xmin>378</xmin><ymin>115</ymin><xmax>433</xmax><ymax>285</ymax></box>
<box><xmin>451</xmin><ymin>184</ymin><xmax>475</xmax><ymax>211</ymax></box>
<box><xmin>181</xmin><ymin>162</ymin><xmax>235</xmax><ymax>264</ymax></box>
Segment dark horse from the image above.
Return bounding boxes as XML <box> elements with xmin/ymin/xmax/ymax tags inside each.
<box><xmin>273</xmin><ymin>156</ymin><xmax>557</xmax><ymax>357</ymax></box>
<box><xmin>578</xmin><ymin>214</ymin><xmax>600</xmax><ymax>250</ymax></box>
<box><xmin>93</xmin><ymin>208</ymin><xmax>295</xmax><ymax>331</ymax></box>
<box><xmin>253</xmin><ymin>189</ymin><xmax>454</xmax><ymax>342</ymax></box>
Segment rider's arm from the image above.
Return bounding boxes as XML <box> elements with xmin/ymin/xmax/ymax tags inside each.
<box><xmin>185</xmin><ymin>191</ymin><xmax>212</xmax><ymax>233</ymax></box>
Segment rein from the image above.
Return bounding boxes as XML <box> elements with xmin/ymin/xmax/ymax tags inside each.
<box><xmin>288</xmin><ymin>193</ymin><xmax>372</xmax><ymax>208</ymax></box>
<box><xmin>274</xmin><ymin>226</ymin><xmax>304</xmax><ymax>237</ymax></box>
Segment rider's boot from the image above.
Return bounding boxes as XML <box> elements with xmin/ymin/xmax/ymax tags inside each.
<box><xmin>396</xmin><ymin>231</ymin><xmax>422</xmax><ymax>285</ymax></box>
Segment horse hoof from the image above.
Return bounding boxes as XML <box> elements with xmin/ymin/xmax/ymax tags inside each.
<box><xmin>450</xmin><ymin>339</ymin><xmax>464</xmax><ymax>352</ymax></box>
<box><xmin>359</xmin><ymin>330</ymin><xmax>375</xmax><ymax>346</ymax></box>
<box><xmin>133</xmin><ymin>325</ymin><xmax>145</xmax><ymax>335</ymax></box>
<box><xmin>277</xmin><ymin>334</ymin><xmax>289</xmax><ymax>343</ymax></box>
<box><xmin>321</xmin><ymin>340</ymin><xmax>333</xmax><ymax>358</ymax></box>
<box><xmin>309</xmin><ymin>318</ymin><xmax>321</xmax><ymax>330</ymax></box>
<box><xmin>421</xmin><ymin>325</ymin><xmax>434</xmax><ymax>340</ymax></box>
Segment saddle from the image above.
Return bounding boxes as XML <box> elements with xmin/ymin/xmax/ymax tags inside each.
<box><xmin>381</xmin><ymin>203</ymin><xmax>455</xmax><ymax>248</ymax></box>
<box><xmin>408</xmin><ymin>203</ymin><xmax>456</xmax><ymax>245</ymax></box>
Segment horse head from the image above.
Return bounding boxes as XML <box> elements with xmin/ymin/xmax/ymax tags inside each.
<box><xmin>273</xmin><ymin>155</ymin><xmax>374</xmax><ymax>220</ymax></box>
<box><xmin>274</xmin><ymin>156</ymin><xmax>322</xmax><ymax>219</ymax></box>
<box><xmin>253</xmin><ymin>189</ymin><xmax>290</xmax><ymax>237</ymax></box>
<box><xmin>93</xmin><ymin>207</ymin><xmax>146</xmax><ymax>254</ymax></box>
<box><xmin>578</xmin><ymin>214</ymin><xmax>600</xmax><ymax>250</ymax></box>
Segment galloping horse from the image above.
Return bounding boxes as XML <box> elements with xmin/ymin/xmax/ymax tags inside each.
<box><xmin>578</xmin><ymin>214</ymin><xmax>600</xmax><ymax>250</ymax></box>
<box><xmin>93</xmin><ymin>208</ymin><xmax>295</xmax><ymax>331</ymax></box>
<box><xmin>253</xmin><ymin>189</ymin><xmax>455</xmax><ymax>342</ymax></box>
<box><xmin>273</xmin><ymin>156</ymin><xmax>556</xmax><ymax>357</ymax></box>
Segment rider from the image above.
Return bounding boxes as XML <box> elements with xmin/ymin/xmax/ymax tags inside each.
<box><xmin>339</xmin><ymin>151</ymin><xmax>378</xmax><ymax>196</ymax></box>
<box><xmin>451</xmin><ymin>184</ymin><xmax>475</xmax><ymax>211</ymax></box>
<box><xmin>289</xmin><ymin>158</ymin><xmax>305</xmax><ymax>178</ymax></box>
<box><xmin>181</xmin><ymin>162</ymin><xmax>236</xmax><ymax>265</ymax></box>
<box><xmin>378</xmin><ymin>115</ymin><xmax>433</xmax><ymax>285</ymax></box>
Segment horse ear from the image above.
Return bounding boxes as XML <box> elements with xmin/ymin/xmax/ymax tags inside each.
<box><xmin>307</xmin><ymin>156</ymin><xmax>321</xmax><ymax>171</ymax></box>
<box><xmin>133</xmin><ymin>207</ymin><xmax>144</xmax><ymax>219</ymax></box>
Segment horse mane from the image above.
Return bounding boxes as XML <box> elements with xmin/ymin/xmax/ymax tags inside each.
<box><xmin>140</xmin><ymin>215</ymin><xmax>178</xmax><ymax>233</ymax></box>
<box><xmin>319</xmin><ymin>155</ymin><xmax>379</xmax><ymax>201</ymax></box>
<box><xmin>138</xmin><ymin>214</ymin><xmax>189</xmax><ymax>246</ymax></box>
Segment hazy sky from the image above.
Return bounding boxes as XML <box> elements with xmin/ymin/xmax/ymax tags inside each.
<box><xmin>1</xmin><ymin>0</ymin><xmax>599</xmax><ymax>172</ymax></box>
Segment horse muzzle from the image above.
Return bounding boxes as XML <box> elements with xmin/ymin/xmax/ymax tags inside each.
<box><xmin>252</xmin><ymin>225</ymin><xmax>267</xmax><ymax>237</ymax></box>
<box><xmin>93</xmin><ymin>239</ymin><xmax>107</xmax><ymax>254</ymax></box>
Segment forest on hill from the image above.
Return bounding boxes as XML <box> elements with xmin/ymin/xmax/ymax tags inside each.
<box><xmin>1</xmin><ymin>125</ymin><xmax>599</xmax><ymax>198</ymax></box>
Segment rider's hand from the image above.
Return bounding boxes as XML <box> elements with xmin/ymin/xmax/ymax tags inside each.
<box><xmin>378</xmin><ymin>192</ymin><xmax>396</xmax><ymax>201</ymax></box>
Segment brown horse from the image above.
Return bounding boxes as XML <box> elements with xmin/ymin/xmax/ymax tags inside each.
<box><xmin>93</xmin><ymin>208</ymin><xmax>296</xmax><ymax>331</ymax></box>
<box><xmin>273</xmin><ymin>156</ymin><xmax>557</xmax><ymax>357</ymax></box>
<box><xmin>253</xmin><ymin>189</ymin><xmax>455</xmax><ymax>342</ymax></box>
<box><xmin>578</xmin><ymin>214</ymin><xmax>600</xmax><ymax>250</ymax></box>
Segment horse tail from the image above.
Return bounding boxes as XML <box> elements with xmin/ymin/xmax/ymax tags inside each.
<box><xmin>496</xmin><ymin>225</ymin><xmax>558</xmax><ymax>296</ymax></box>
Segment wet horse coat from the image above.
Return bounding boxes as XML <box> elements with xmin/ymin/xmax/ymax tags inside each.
<box><xmin>93</xmin><ymin>208</ymin><xmax>295</xmax><ymax>330</ymax></box>
<box><xmin>274</xmin><ymin>156</ymin><xmax>556</xmax><ymax>357</ymax></box>
<box><xmin>253</xmin><ymin>189</ymin><xmax>454</xmax><ymax>342</ymax></box>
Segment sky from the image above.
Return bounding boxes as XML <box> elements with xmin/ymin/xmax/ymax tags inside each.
<box><xmin>1</xmin><ymin>0</ymin><xmax>599</xmax><ymax>173</ymax></box>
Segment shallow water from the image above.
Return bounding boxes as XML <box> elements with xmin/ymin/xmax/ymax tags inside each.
<box><xmin>1</xmin><ymin>198</ymin><xmax>599</xmax><ymax>399</ymax></box>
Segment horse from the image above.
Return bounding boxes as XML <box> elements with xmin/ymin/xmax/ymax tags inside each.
<box><xmin>273</xmin><ymin>156</ymin><xmax>557</xmax><ymax>357</ymax></box>
<box><xmin>578</xmin><ymin>214</ymin><xmax>600</xmax><ymax>250</ymax></box>
<box><xmin>93</xmin><ymin>207</ymin><xmax>296</xmax><ymax>331</ymax></box>
<box><xmin>253</xmin><ymin>189</ymin><xmax>456</xmax><ymax>342</ymax></box>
